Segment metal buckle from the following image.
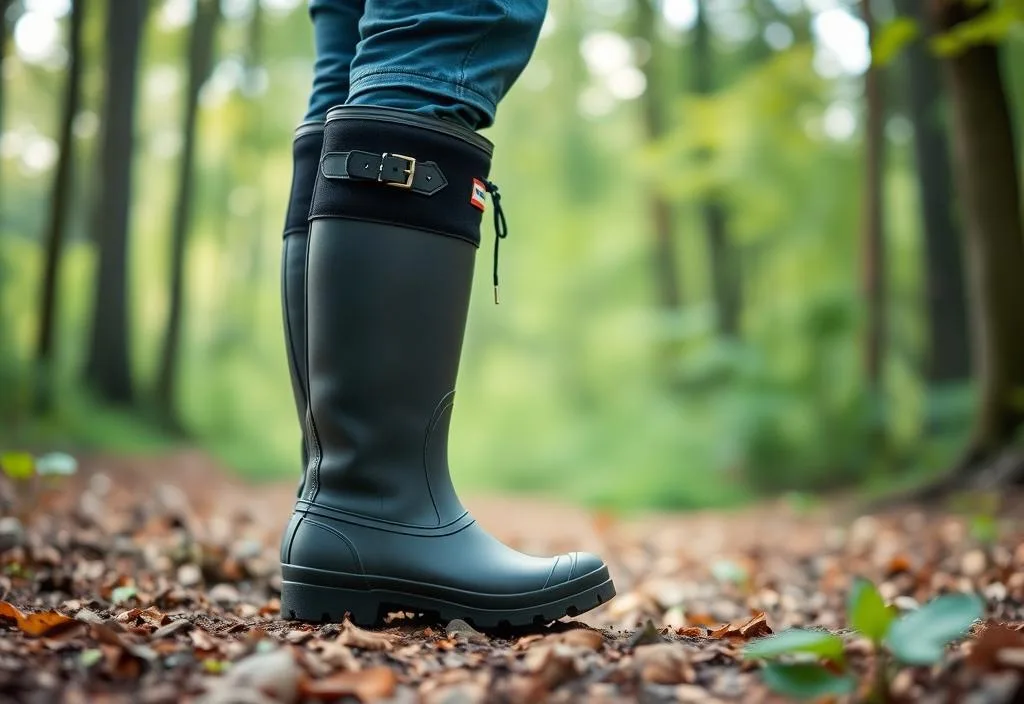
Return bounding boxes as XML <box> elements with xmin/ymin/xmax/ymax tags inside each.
<box><xmin>379</xmin><ymin>153</ymin><xmax>416</xmax><ymax>189</ymax></box>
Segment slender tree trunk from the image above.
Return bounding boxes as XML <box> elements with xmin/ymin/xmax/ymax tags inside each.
<box><xmin>932</xmin><ymin>1</ymin><xmax>1024</xmax><ymax>472</ymax></box>
<box><xmin>0</xmin><ymin>0</ymin><xmax>12</xmax><ymax>201</ymax></box>
<box><xmin>861</xmin><ymin>0</ymin><xmax>886</xmax><ymax>390</ymax></box>
<box><xmin>155</xmin><ymin>0</ymin><xmax>220</xmax><ymax>421</ymax></box>
<box><xmin>240</xmin><ymin>0</ymin><xmax>265</xmax><ymax>334</ymax></box>
<box><xmin>694</xmin><ymin>0</ymin><xmax>740</xmax><ymax>337</ymax></box>
<box><xmin>636</xmin><ymin>0</ymin><xmax>682</xmax><ymax>311</ymax></box>
<box><xmin>895</xmin><ymin>0</ymin><xmax>970</xmax><ymax>387</ymax></box>
<box><xmin>84</xmin><ymin>0</ymin><xmax>148</xmax><ymax>404</ymax></box>
<box><xmin>34</xmin><ymin>0</ymin><xmax>85</xmax><ymax>413</ymax></box>
<box><xmin>0</xmin><ymin>0</ymin><xmax>12</xmax><ymax>350</ymax></box>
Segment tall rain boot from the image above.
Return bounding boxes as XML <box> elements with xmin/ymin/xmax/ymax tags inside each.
<box><xmin>279</xmin><ymin>106</ymin><xmax>615</xmax><ymax>629</ymax></box>
<box><xmin>280</xmin><ymin>121</ymin><xmax>324</xmax><ymax>497</ymax></box>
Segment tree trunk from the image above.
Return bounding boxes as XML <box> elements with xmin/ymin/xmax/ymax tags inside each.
<box><xmin>34</xmin><ymin>0</ymin><xmax>85</xmax><ymax>413</ymax></box>
<box><xmin>694</xmin><ymin>0</ymin><xmax>740</xmax><ymax>337</ymax></box>
<box><xmin>933</xmin><ymin>1</ymin><xmax>1024</xmax><ymax>470</ymax></box>
<box><xmin>0</xmin><ymin>0</ymin><xmax>12</xmax><ymax>197</ymax></box>
<box><xmin>0</xmin><ymin>0</ymin><xmax>13</xmax><ymax>347</ymax></box>
<box><xmin>155</xmin><ymin>0</ymin><xmax>220</xmax><ymax>421</ymax></box>
<box><xmin>240</xmin><ymin>0</ymin><xmax>265</xmax><ymax>334</ymax></box>
<box><xmin>861</xmin><ymin>0</ymin><xmax>886</xmax><ymax>391</ymax></box>
<box><xmin>636</xmin><ymin>0</ymin><xmax>682</xmax><ymax>312</ymax></box>
<box><xmin>895</xmin><ymin>0</ymin><xmax>970</xmax><ymax>387</ymax></box>
<box><xmin>83</xmin><ymin>0</ymin><xmax>148</xmax><ymax>404</ymax></box>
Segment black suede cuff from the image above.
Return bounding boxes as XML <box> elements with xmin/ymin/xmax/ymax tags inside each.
<box><xmin>309</xmin><ymin>110</ymin><xmax>492</xmax><ymax>247</ymax></box>
<box><xmin>283</xmin><ymin>125</ymin><xmax>325</xmax><ymax>238</ymax></box>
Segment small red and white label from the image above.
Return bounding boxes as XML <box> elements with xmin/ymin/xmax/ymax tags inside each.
<box><xmin>470</xmin><ymin>179</ymin><xmax>487</xmax><ymax>212</ymax></box>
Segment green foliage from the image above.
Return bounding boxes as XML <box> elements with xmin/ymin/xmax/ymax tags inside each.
<box><xmin>110</xmin><ymin>585</ymin><xmax>139</xmax><ymax>605</ymax></box>
<box><xmin>932</xmin><ymin>4</ymin><xmax>1024</xmax><ymax>57</ymax></box>
<box><xmin>0</xmin><ymin>453</ymin><xmax>35</xmax><ymax>481</ymax></box>
<box><xmin>760</xmin><ymin>663</ymin><xmax>857</xmax><ymax>700</ymax></box>
<box><xmin>873</xmin><ymin>17</ymin><xmax>921</xmax><ymax>67</ymax></box>
<box><xmin>969</xmin><ymin>514</ymin><xmax>999</xmax><ymax>544</ymax></box>
<box><xmin>886</xmin><ymin>593</ymin><xmax>984</xmax><ymax>665</ymax></box>
<box><xmin>743</xmin><ymin>629</ymin><xmax>845</xmax><ymax>663</ymax></box>
<box><xmin>848</xmin><ymin>578</ymin><xmax>895</xmax><ymax>644</ymax></box>
<box><xmin>747</xmin><ymin>581</ymin><xmax>983</xmax><ymax>699</ymax></box>
<box><xmin>710</xmin><ymin>559</ymin><xmax>749</xmax><ymax>587</ymax></box>
<box><xmin>948</xmin><ymin>492</ymin><xmax>1002</xmax><ymax>545</ymax></box>
<box><xmin>78</xmin><ymin>649</ymin><xmax>103</xmax><ymax>668</ymax></box>
<box><xmin>34</xmin><ymin>452</ymin><xmax>78</xmax><ymax>477</ymax></box>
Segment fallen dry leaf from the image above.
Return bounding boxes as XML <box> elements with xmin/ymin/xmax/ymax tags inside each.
<box><xmin>523</xmin><ymin>644</ymin><xmax>582</xmax><ymax>691</ymax></box>
<box><xmin>968</xmin><ymin>622</ymin><xmax>1024</xmax><ymax>672</ymax></box>
<box><xmin>677</xmin><ymin>626</ymin><xmax>708</xmax><ymax>638</ymax></box>
<box><xmin>220</xmin><ymin>648</ymin><xmax>300</xmax><ymax>702</ymax></box>
<box><xmin>545</xmin><ymin>628</ymin><xmax>604</xmax><ymax>651</ymax></box>
<box><xmin>710</xmin><ymin>611</ymin><xmax>772</xmax><ymax>641</ymax></box>
<box><xmin>300</xmin><ymin>666</ymin><xmax>398</xmax><ymax>702</ymax></box>
<box><xmin>634</xmin><ymin>642</ymin><xmax>697</xmax><ymax>684</ymax></box>
<box><xmin>335</xmin><ymin>618</ymin><xmax>401</xmax><ymax>651</ymax></box>
<box><xmin>687</xmin><ymin>613</ymin><xmax>718</xmax><ymax>628</ymax></box>
<box><xmin>0</xmin><ymin>601</ymin><xmax>80</xmax><ymax>638</ymax></box>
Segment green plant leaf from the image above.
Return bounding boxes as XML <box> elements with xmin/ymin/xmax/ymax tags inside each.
<box><xmin>0</xmin><ymin>453</ymin><xmax>35</xmax><ymax>481</ymax></box>
<box><xmin>760</xmin><ymin>663</ymin><xmax>857</xmax><ymax>700</ymax></box>
<box><xmin>79</xmin><ymin>649</ymin><xmax>103</xmax><ymax>668</ymax></box>
<box><xmin>873</xmin><ymin>17</ymin><xmax>919</xmax><ymax>66</ymax></box>
<box><xmin>932</xmin><ymin>7</ymin><xmax>1021</xmax><ymax>57</ymax></box>
<box><xmin>970</xmin><ymin>514</ymin><xmax>999</xmax><ymax>545</ymax></box>
<box><xmin>111</xmin><ymin>585</ymin><xmax>138</xmax><ymax>605</ymax></box>
<box><xmin>34</xmin><ymin>452</ymin><xmax>78</xmax><ymax>477</ymax></box>
<box><xmin>743</xmin><ymin>629</ymin><xmax>845</xmax><ymax>663</ymax></box>
<box><xmin>203</xmin><ymin>658</ymin><xmax>229</xmax><ymax>674</ymax></box>
<box><xmin>711</xmin><ymin>559</ymin><xmax>748</xmax><ymax>585</ymax></box>
<box><xmin>848</xmin><ymin>578</ymin><xmax>895</xmax><ymax>644</ymax></box>
<box><xmin>886</xmin><ymin>593</ymin><xmax>983</xmax><ymax>665</ymax></box>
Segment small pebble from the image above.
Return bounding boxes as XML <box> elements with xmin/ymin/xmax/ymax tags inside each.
<box><xmin>961</xmin><ymin>550</ymin><xmax>987</xmax><ymax>577</ymax></box>
<box><xmin>208</xmin><ymin>583</ymin><xmax>240</xmax><ymax>606</ymax></box>
<box><xmin>177</xmin><ymin>563</ymin><xmax>202</xmax><ymax>587</ymax></box>
<box><xmin>0</xmin><ymin>517</ymin><xmax>25</xmax><ymax>552</ymax></box>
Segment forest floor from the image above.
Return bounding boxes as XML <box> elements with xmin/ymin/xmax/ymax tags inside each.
<box><xmin>0</xmin><ymin>450</ymin><xmax>1023</xmax><ymax>703</ymax></box>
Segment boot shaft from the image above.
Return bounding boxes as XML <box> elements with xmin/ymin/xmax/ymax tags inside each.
<box><xmin>281</xmin><ymin>122</ymin><xmax>325</xmax><ymax>498</ymax></box>
<box><xmin>303</xmin><ymin>107</ymin><xmax>496</xmax><ymax>527</ymax></box>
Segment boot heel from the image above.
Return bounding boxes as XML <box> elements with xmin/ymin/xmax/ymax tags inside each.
<box><xmin>280</xmin><ymin>581</ymin><xmax>381</xmax><ymax>625</ymax></box>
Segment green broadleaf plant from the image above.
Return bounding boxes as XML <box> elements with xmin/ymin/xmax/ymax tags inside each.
<box><xmin>111</xmin><ymin>585</ymin><xmax>139</xmax><ymax>605</ymax></box>
<box><xmin>886</xmin><ymin>593</ymin><xmax>984</xmax><ymax>665</ymax></box>
<box><xmin>34</xmin><ymin>452</ymin><xmax>78</xmax><ymax>477</ymax></box>
<box><xmin>746</xmin><ymin>580</ymin><xmax>984</xmax><ymax>700</ymax></box>
<box><xmin>0</xmin><ymin>453</ymin><xmax>35</xmax><ymax>481</ymax></box>
<box><xmin>848</xmin><ymin>578</ymin><xmax>895</xmax><ymax>644</ymax></box>
<box><xmin>744</xmin><ymin>628</ymin><xmax>845</xmax><ymax>663</ymax></box>
<box><xmin>761</xmin><ymin>663</ymin><xmax>857</xmax><ymax>700</ymax></box>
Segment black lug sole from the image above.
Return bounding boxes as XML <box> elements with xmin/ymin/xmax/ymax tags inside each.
<box><xmin>280</xmin><ymin>577</ymin><xmax>616</xmax><ymax>630</ymax></box>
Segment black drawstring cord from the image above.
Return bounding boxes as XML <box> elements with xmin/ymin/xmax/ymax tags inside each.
<box><xmin>485</xmin><ymin>180</ymin><xmax>508</xmax><ymax>304</ymax></box>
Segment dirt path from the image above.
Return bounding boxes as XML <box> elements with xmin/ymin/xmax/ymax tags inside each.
<box><xmin>1</xmin><ymin>450</ymin><xmax>1022</xmax><ymax>702</ymax></box>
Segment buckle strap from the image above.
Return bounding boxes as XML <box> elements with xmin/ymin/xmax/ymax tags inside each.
<box><xmin>320</xmin><ymin>150</ymin><xmax>448</xmax><ymax>195</ymax></box>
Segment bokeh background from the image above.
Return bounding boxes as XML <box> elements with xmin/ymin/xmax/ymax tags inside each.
<box><xmin>2</xmin><ymin>0</ymin><xmax>1023</xmax><ymax>510</ymax></box>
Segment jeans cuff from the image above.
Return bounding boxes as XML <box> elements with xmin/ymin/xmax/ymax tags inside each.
<box><xmin>347</xmin><ymin>69</ymin><xmax>497</xmax><ymax>127</ymax></box>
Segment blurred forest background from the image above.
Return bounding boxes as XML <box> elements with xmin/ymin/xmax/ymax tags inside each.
<box><xmin>2</xmin><ymin>0</ymin><xmax>1024</xmax><ymax>510</ymax></box>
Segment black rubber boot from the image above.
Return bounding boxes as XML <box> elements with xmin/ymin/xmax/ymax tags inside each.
<box><xmin>280</xmin><ymin>121</ymin><xmax>324</xmax><ymax>498</ymax></box>
<box><xmin>279</xmin><ymin>106</ymin><xmax>615</xmax><ymax>629</ymax></box>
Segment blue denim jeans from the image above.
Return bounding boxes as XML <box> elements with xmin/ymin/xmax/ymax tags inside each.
<box><xmin>305</xmin><ymin>0</ymin><xmax>547</xmax><ymax>130</ymax></box>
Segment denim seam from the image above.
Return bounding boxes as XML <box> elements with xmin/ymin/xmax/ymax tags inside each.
<box><xmin>347</xmin><ymin>68</ymin><xmax>497</xmax><ymax>116</ymax></box>
<box><xmin>458</xmin><ymin>0</ymin><xmax>511</xmax><ymax>104</ymax></box>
